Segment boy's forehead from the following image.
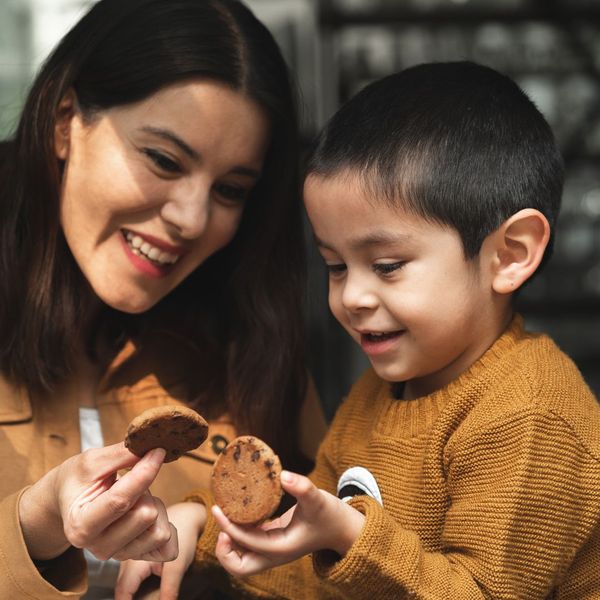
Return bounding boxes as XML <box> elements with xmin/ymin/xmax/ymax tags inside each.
<box><xmin>313</xmin><ymin>229</ymin><xmax>414</xmax><ymax>252</ymax></box>
<box><xmin>303</xmin><ymin>172</ymin><xmax>435</xmax><ymax>250</ymax></box>
<box><xmin>304</xmin><ymin>169</ymin><xmax>358</xmax><ymax>192</ymax></box>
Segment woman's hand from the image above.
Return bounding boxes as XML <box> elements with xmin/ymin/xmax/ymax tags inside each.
<box><xmin>214</xmin><ymin>471</ymin><xmax>365</xmax><ymax>577</ymax></box>
<box><xmin>18</xmin><ymin>443</ymin><xmax>178</xmax><ymax>563</ymax></box>
<box><xmin>115</xmin><ymin>501</ymin><xmax>207</xmax><ymax>600</ymax></box>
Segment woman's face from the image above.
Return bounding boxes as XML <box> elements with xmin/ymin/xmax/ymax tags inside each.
<box><xmin>55</xmin><ymin>80</ymin><xmax>269</xmax><ymax>313</ymax></box>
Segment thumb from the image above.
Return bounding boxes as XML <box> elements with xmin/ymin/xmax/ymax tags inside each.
<box><xmin>82</xmin><ymin>442</ymin><xmax>144</xmax><ymax>481</ymax></box>
<box><xmin>280</xmin><ymin>471</ymin><xmax>320</xmax><ymax>508</ymax></box>
<box><xmin>72</xmin><ymin>448</ymin><xmax>166</xmax><ymax>534</ymax></box>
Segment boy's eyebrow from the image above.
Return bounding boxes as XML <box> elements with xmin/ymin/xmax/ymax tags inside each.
<box><xmin>350</xmin><ymin>231</ymin><xmax>412</xmax><ymax>249</ymax></box>
<box><xmin>138</xmin><ymin>126</ymin><xmax>261</xmax><ymax>179</ymax></box>
<box><xmin>315</xmin><ymin>231</ymin><xmax>412</xmax><ymax>251</ymax></box>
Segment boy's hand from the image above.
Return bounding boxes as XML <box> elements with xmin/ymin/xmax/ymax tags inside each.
<box><xmin>214</xmin><ymin>471</ymin><xmax>365</xmax><ymax>577</ymax></box>
<box><xmin>115</xmin><ymin>502</ymin><xmax>206</xmax><ymax>600</ymax></box>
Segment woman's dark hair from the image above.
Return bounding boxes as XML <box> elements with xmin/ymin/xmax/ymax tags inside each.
<box><xmin>307</xmin><ymin>61</ymin><xmax>564</xmax><ymax>268</ymax></box>
<box><xmin>0</xmin><ymin>0</ymin><xmax>308</xmax><ymax>467</ymax></box>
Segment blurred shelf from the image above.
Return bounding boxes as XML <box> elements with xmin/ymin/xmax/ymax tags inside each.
<box><xmin>319</xmin><ymin>6</ymin><xmax>600</xmax><ymax>26</ymax></box>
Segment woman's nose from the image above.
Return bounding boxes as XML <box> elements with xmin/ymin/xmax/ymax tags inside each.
<box><xmin>160</xmin><ymin>183</ymin><xmax>210</xmax><ymax>240</ymax></box>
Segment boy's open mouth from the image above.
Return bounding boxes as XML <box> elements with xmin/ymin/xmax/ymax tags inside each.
<box><xmin>362</xmin><ymin>331</ymin><xmax>403</xmax><ymax>343</ymax></box>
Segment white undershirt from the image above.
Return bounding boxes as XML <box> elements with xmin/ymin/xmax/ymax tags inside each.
<box><xmin>79</xmin><ymin>407</ymin><xmax>120</xmax><ymax>597</ymax></box>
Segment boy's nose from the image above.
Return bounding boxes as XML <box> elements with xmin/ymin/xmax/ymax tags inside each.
<box><xmin>341</xmin><ymin>276</ymin><xmax>379</xmax><ymax>312</ymax></box>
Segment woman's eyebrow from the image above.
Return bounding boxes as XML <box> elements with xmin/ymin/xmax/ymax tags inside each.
<box><xmin>139</xmin><ymin>126</ymin><xmax>200</xmax><ymax>160</ymax></box>
<box><xmin>138</xmin><ymin>125</ymin><xmax>261</xmax><ymax>179</ymax></box>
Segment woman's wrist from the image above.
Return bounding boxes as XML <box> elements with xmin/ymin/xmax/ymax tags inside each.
<box><xmin>18</xmin><ymin>470</ymin><xmax>70</xmax><ymax>561</ymax></box>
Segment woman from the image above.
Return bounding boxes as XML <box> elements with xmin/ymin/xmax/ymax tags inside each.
<box><xmin>0</xmin><ymin>0</ymin><xmax>326</xmax><ymax>597</ymax></box>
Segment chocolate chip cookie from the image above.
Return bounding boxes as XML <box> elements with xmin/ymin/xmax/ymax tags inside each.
<box><xmin>125</xmin><ymin>405</ymin><xmax>208</xmax><ymax>463</ymax></box>
<box><xmin>211</xmin><ymin>435</ymin><xmax>283</xmax><ymax>525</ymax></box>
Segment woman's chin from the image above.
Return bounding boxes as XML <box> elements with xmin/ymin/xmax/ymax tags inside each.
<box><xmin>96</xmin><ymin>291</ymin><xmax>162</xmax><ymax>315</ymax></box>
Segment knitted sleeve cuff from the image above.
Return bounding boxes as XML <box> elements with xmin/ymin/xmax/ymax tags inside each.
<box><xmin>313</xmin><ymin>495</ymin><xmax>420</xmax><ymax>595</ymax></box>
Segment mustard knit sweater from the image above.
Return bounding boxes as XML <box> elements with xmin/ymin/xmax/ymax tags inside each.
<box><xmin>191</xmin><ymin>316</ymin><xmax>600</xmax><ymax>599</ymax></box>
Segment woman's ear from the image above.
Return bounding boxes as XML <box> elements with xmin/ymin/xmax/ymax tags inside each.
<box><xmin>54</xmin><ymin>89</ymin><xmax>77</xmax><ymax>160</ymax></box>
<box><xmin>489</xmin><ymin>208</ymin><xmax>551</xmax><ymax>295</ymax></box>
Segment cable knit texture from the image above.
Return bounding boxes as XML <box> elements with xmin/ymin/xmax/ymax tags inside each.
<box><xmin>192</xmin><ymin>316</ymin><xmax>600</xmax><ymax>599</ymax></box>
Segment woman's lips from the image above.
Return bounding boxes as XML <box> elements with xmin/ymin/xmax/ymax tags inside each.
<box><xmin>120</xmin><ymin>231</ymin><xmax>180</xmax><ymax>279</ymax></box>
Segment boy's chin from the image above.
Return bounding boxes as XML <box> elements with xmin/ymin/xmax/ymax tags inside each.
<box><xmin>368</xmin><ymin>360</ymin><xmax>409</xmax><ymax>384</ymax></box>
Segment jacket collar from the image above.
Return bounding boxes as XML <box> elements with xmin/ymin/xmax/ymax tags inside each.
<box><xmin>0</xmin><ymin>341</ymin><xmax>139</xmax><ymax>425</ymax></box>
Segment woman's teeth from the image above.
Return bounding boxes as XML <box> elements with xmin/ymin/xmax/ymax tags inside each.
<box><xmin>365</xmin><ymin>331</ymin><xmax>400</xmax><ymax>342</ymax></box>
<box><xmin>125</xmin><ymin>232</ymin><xmax>179</xmax><ymax>265</ymax></box>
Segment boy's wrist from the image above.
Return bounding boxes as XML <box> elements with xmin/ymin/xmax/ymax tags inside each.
<box><xmin>330</xmin><ymin>499</ymin><xmax>365</xmax><ymax>556</ymax></box>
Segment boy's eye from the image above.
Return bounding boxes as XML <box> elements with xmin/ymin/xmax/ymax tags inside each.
<box><xmin>213</xmin><ymin>182</ymin><xmax>250</xmax><ymax>204</ymax></box>
<box><xmin>326</xmin><ymin>263</ymin><xmax>347</xmax><ymax>277</ymax></box>
<box><xmin>373</xmin><ymin>261</ymin><xmax>405</xmax><ymax>275</ymax></box>
<box><xmin>143</xmin><ymin>148</ymin><xmax>181</xmax><ymax>174</ymax></box>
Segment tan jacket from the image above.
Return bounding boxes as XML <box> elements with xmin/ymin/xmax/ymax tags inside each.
<box><xmin>0</xmin><ymin>332</ymin><xmax>325</xmax><ymax>598</ymax></box>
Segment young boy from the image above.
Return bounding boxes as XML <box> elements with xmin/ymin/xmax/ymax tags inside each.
<box><xmin>116</xmin><ymin>62</ymin><xmax>600</xmax><ymax>600</ymax></box>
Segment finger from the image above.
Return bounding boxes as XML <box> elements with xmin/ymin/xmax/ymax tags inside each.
<box><xmin>80</xmin><ymin>442</ymin><xmax>144</xmax><ymax>481</ymax></box>
<box><xmin>113</xmin><ymin>500</ymin><xmax>177</xmax><ymax>562</ymax></box>
<box><xmin>138</xmin><ymin>523</ymin><xmax>179</xmax><ymax>562</ymax></box>
<box><xmin>114</xmin><ymin>559</ymin><xmax>154</xmax><ymax>600</ymax></box>
<box><xmin>158</xmin><ymin>556</ymin><xmax>188</xmax><ymax>600</ymax></box>
<box><xmin>212</xmin><ymin>505</ymin><xmax>286</xmax><ymax>554</ymax></box>
<box><xmin>216</xmin><ymin>531</ymin><xmax>274</xmax><ymax>577</ymax></box>
<box><xmin>76</xmin><ymin>448</ymin><xmax>166</xmax><ymax>537</ymax></box>
<box><xmin>87</xmin><ymin>492</ymin><xmax>161</xmax><ymax>560</ymax></box>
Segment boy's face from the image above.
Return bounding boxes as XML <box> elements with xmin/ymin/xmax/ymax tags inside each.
<box><xmin>304</xmin><ymin>172</ymin><xmax>504</xmax><ymax>399</ymax></box>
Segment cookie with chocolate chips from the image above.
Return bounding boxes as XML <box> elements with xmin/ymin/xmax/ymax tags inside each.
<box><xmin>125</xmin><ymin>405</ymin><xmax>208</xmax><ymax>463</ymax></box>
<box><xmin>211</xmin><ymin>435</ymin><xmax>283</xmax><ymax>525</ymax></box>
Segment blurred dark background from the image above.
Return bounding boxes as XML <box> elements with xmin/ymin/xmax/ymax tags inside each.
<box><xmin>1</xmin><ymin>0</ymin><xmax>599</xmax><ymax>418</ymax></box>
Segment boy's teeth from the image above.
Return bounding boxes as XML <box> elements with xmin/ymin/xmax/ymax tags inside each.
<box><xmin>125</xmin><ymin>231</ymin><xmax>178</xmax><ymax>265</ymax></box>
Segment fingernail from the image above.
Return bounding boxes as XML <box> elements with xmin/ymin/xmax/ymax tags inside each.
<box><xmin>281</xmin><ymin>470</ymin><xmax>294</xmax><ymax>484</ymax></box>
<box><xmin>147</xmin><ymin>447</ymin><xmax>166</xmax><ymax>464</ymax></box>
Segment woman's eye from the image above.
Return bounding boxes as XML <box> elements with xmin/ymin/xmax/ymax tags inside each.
<box><xmin>326</xmin><ymin>263</ymin><xmax>347</xmax><ymax>277</ymax></box>
<box><xmin>214</xmin><ymin>183</ymin><xmax>250</xmax><ymax>204</ymax></box>
<box><xmin>373</xmin><ymin>261</ymin><xmax>405</xmax><ymax>275</ymax></box>
<box><xmin>143</xmin><ymin>149</ymin><xmax>181</xmax><ymax>173</ymax></box>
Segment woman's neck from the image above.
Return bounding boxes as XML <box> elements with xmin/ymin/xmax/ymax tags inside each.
<box><xmin>72</xmin><ymin>293</ymin><xmax>109</xmax><ymax>409</ymax></box>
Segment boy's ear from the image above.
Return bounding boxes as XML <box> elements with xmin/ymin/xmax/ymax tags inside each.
<box><xmin>54</xmin><ymin>89</ymin><xmax>77</xmax><ymax>160</ymax></box>
<box><xmin>489</xmin><ymin>208</ymin><xmax>551</xmax><ymax>294</ymax></box>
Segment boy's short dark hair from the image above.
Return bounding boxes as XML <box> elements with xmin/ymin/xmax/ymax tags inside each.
<box><xmin>306</xmin><ymin>61</ymin><xmax>564</xmax><ymax>266</ymax></box>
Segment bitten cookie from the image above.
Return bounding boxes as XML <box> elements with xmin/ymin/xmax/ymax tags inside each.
<box><xmin>125</xmin><ymin>405</ymin><xmax>208</xmax><ymax>463</ymax></box>
<box><xmin>211</xmin><ymin>435</ymin><xmax>283</xmax><ymax>525</ymax></box>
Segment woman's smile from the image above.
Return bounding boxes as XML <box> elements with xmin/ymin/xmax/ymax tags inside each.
<box><xmin>120</xmin><ymin>229</ymin><xmax>184</xmax><ymax>278</ymax></box>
